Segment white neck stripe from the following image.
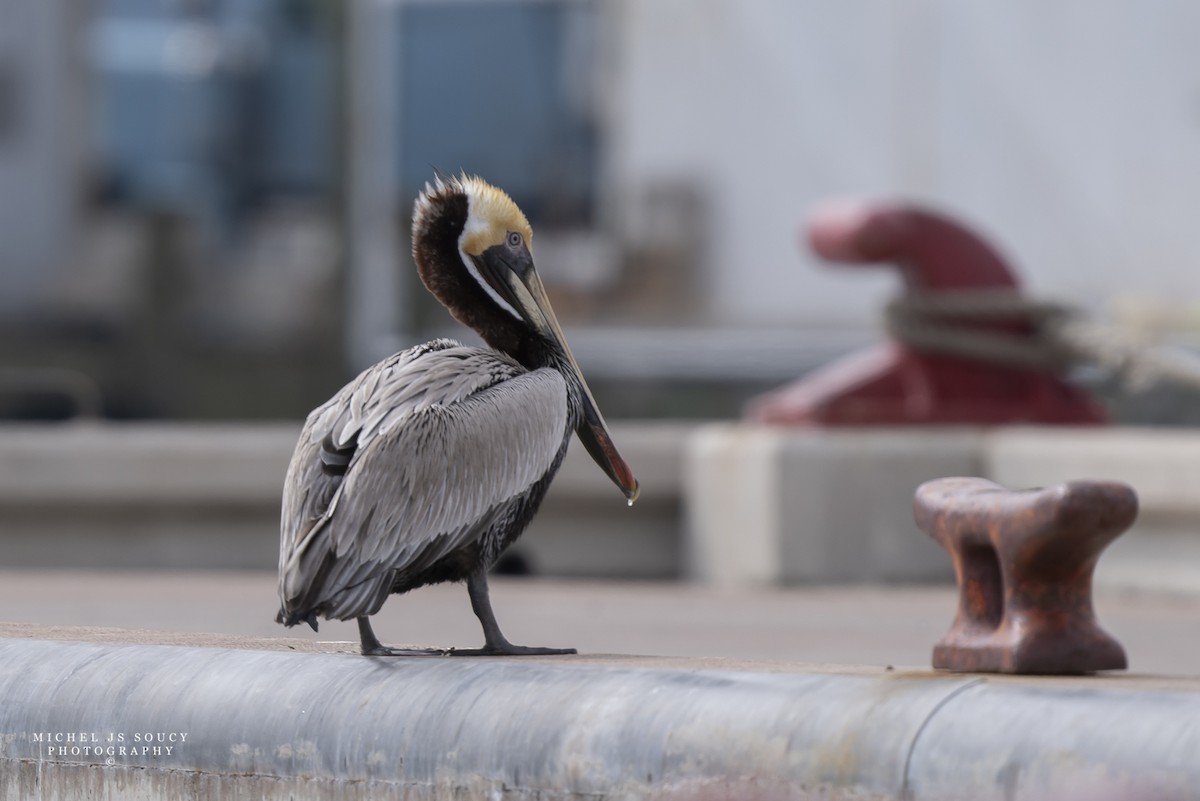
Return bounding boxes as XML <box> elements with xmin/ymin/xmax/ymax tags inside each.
<box><xmin>459</xmin><ymin>195</ymin><xmax>522</xmax><ymax>321</ymax></box>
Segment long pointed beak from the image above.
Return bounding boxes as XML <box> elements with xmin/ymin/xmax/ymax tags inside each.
<box><xmin>482</xmin><ymin>246</ymin><xmax>640</xmax><ymax>504</ymax></box>
<box><xmin>526</xmin><ymin>273</ymin><xmax>640</xmax><ymax>503</ymax></box>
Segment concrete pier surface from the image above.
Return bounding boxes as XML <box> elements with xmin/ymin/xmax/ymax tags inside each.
<box><xmin>1</xmin><ymin>570</ymin><xmax>1198</xmax><ymax>674</ymax></box>
<box><xmin>3</xmin><ymin>620</ymin><xmax>1200</xmax><ymax>800</ymax></box>
<box><xmin>3</xmin><ymin>573</ymin><xmax>1200</xmax><ymax>799</ymax></box>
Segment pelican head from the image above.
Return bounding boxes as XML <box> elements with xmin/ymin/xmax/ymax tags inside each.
<box><xmin>412</xmin><ymin>173</ymin><xmax>639</xmax><ymax>503</ymax></box>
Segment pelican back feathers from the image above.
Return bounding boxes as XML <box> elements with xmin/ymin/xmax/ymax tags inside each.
<box><xmin>277</xmin><ymin>339</ymin><xmax>570</xmax><ymax>626</ymax></box>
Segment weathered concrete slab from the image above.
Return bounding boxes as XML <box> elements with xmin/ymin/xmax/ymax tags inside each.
<box><xmin>0</xmin><ymin>422</ymin><xmax>686</xmax><ymax>576</ymax></box>
<box><xmin>5</xmin><ymin>571</ymin><xmax>1200</xmax><ymax>674</ymax></box>
<box><xmin>686</xmin><ymin>426</ymin><xmax>977</xmax><ymax>584</ymax></box>
<box><xmin>6</xmin><ymin>422</ymin><xmax>1200</xmax><ymax>594</ymax></box>
<box><xmin>984</xmin><ymin>426</ymin><xmax>1200</xmax><ymax>517</ymax></box>
<box><xmin>687</xmin><ymin>423</ymin><xmax>1200</xmax><ymax>591</ymax></box>
<box><xmin>0</xmin><ymin>632</ymin><xmax>1197</xmax><ymax>800</ymax></box>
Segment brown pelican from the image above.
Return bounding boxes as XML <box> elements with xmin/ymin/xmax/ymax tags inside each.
<box><xmin>276</xmin><ymin>174</ymin><xmax>639</xmax><ymax>656</ymax></box>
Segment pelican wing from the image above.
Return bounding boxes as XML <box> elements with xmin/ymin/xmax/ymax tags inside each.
<box><xmin>278</xmin><ymin>339</ymin><xmax>569</xmax><ymax>621</ymax></box>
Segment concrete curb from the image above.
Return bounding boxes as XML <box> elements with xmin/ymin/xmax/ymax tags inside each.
<box><xmin>1</xmin><ymin>637</ymin><xmax>1197</xmax><ymax>800</ymax></box>
<box><xmin>0</xmin><ymin>422</ymin><xmax>686</xmax><ymax>576</ymax></box>
<box><xmin>686</xmin><ymin>424</ymin><xmax>1200</xmax><ymax>591</ymax></box>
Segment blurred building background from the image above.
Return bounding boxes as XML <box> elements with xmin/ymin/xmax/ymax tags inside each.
<box><xmin>5</xmin><ymin>0</ymin><xmax>1200</xmax><ymax>422</ymax></box>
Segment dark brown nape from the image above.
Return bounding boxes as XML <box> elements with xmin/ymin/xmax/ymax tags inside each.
<box><xmin>412</xmin><ymin>187</ymin><xmax>531</xmax><ymax>360</ymax></box>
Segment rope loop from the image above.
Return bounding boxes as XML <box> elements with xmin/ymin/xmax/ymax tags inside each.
<box><xmin>885</xmin><ymin>290</ymin><xmax>1078</xmax><ymax>372</ymax></box>
<box><xmin>885</xmin><ymin>290</ymin><xmax>1200</xmax><ymax>390</ymax></box>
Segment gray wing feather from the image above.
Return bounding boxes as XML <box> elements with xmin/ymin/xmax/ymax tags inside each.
<box><xmin>278</xmin><ymin>339</ymin><xmax>569</xmax><ymax>620</ymax></box>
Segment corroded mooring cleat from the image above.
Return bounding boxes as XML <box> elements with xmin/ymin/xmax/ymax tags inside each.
<box><xmin>914</xmin><ymin>476</ymin><xmax>1135</xmax><ymax>675</ymax></box>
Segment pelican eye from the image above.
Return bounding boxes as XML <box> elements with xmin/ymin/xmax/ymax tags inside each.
<box><xmin>506</xmin><ymin>231</ymin><xmax>523</xmax><ymax>248</ymax></box>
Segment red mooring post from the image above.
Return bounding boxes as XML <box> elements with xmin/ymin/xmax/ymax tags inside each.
<box><xmin>747</xmin><ymin>201</ymin><xmax>1107</xmax><ymax>425</ymax></box>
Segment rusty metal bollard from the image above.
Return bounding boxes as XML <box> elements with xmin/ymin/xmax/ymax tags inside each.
<box><xmin>914</xmin><ymin>476</ymin><xmax>1136</xmax><ymax>674</ymax></box>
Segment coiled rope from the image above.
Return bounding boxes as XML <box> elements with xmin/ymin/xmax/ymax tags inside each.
<box><xmin>886</xmin><ymin>290</ymin><xmax>1200</xmax><ymax>391</ymax></box>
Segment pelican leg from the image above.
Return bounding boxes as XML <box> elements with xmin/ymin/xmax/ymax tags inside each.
<box><xmin>451</xmin><ymin>570</ymin><xmax>577</xmax><ymax>656</ymax></box>
<box><xmin>357</xmin><ymin>617</ymin><xmax>445</xmax><ymax>657</ymax></box>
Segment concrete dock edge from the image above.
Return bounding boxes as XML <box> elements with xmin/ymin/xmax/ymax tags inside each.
<box><xmin>1</xmin><ymin>636</ymin><xmax>1197</xmax><ymax>800</ymax></box>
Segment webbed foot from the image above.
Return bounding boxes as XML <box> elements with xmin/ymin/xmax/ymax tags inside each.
<box><xmin>358</xmin><ymin>616</ymin><xmax>449</xmax><ymax>657</ymax></box>
<box><xmin>448</xmin><ymin>644</ymin><xmax>577</xmax><ymax>657</ymax></box>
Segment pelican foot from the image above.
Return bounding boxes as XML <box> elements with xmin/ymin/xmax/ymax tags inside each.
<box><xmin>356</xmin><ymin>617</ymin><xmax>451</xmax><ymax>657</ymax></box>
<box><xmin>448</xmin><ymin>644</ymin><xmax>577</xmax><ymax>657</ymax></box>
<box><xmin>460</xmin><ymin>571</ymin><xmax>578</xmax><ymax>656</ymax></box>
<box><xmin>362</xmin><ymin>645</ymin><xmax>450</xmax><ymax>657</ymax></box>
